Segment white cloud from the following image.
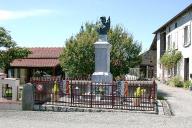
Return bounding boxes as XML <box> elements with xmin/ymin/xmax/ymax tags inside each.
<box><xmin>0</xmin><ymin>9</ymin><xmax>53</xmax><ymax>21</ymax></box>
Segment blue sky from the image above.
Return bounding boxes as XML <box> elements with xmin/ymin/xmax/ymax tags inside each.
<box><xmin>0</xmin><ymin>0</ymin><xmax>191</xmax><ymax>52</ymax></box>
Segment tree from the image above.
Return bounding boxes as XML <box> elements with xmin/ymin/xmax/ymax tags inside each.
<box><xmin>60</xmin><ymin>23</ymin><xmax>96</xmax><ymax>77</ymax></box>
<box><xmin>108</xmin><ymin>25</ymin><xmax>142</xmax><ymax>77</ymax></box>
<box><xmin>0</xmin><ymin>27</ymin><xmax>31</xmax><ymax>71</ymax></box>
<box><xmin>60</xmin><ymin>23</ymin><xmax>142</xmax><ymax>78</ymax></box>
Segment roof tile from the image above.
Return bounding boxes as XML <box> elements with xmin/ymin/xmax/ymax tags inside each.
<box><xmin>11</xmin><ymin>59</ymin><xmax>60</xmax><ymax>67</ymax></box>
<box><xmin>10</xmin><ymin>47</ymin><xmax>63</xmax><ymax>67</ymax></box>
<box><xmin>28</xmin><ymin>48</ymin><xmax>63</xmax><ymax>58</ymax></box>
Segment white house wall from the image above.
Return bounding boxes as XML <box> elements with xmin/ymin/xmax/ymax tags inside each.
<box><xmin>157</xmin><ymin>9</ymin><xmax>192</xmax><ymax>81</ymax></box>
<box><xmin>156</xmin><ymin>33</ymin><xmax>161</xmax><ymax>79</ymax></box>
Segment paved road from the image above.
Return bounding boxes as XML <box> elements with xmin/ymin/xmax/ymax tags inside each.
<box><xmin>0</xmin><ymin>111</ymin><xmax>187</xmax><ymax>128</ymax></box>
<box><xmin>0</xmin><ymin>82</ymin><xmax>192</xmax><ymax>128</ymax></box>
<box><xmin>157</xmin><ymin>81</ymin><xmax>192</xmax><ymax>117</ymax></box>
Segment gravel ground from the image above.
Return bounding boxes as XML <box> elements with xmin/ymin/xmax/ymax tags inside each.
<box><xmin>1</xmin><ymin>81</ymin><xmax>192</xmax><ymax>128</ymax></box>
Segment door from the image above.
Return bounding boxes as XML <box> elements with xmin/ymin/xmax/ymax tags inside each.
<box><xmin>184</xmin><ymin>58</ymin><xmax>189</xmax><ymax>81</ymax></box>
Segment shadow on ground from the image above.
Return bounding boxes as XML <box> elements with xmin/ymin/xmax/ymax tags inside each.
<box><xmin>157</xmin><ymin>90</ymin><xmax>171</xmax><ymax>100</ymax></box>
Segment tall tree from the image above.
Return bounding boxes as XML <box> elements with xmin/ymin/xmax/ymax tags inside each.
<box><xmin>60</xmin><ymin>23</ymin><xmax>96</xmax><ymax>77</ymax></box>
<box><xmin>60</xmin><ymin>23</ymin><xmax>141</xmax><ymax>77</ymax></box>
<box><xmin>108</xmin><ymin>25</ymin><xmax>142</xmax><ymax>77</ymax></box>
<box><xmin>0</xmin><ymin>27</ymin><xmax>31</xmax><ymax>71</ymax></box>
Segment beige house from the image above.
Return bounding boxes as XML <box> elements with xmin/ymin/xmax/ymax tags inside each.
<box><xmin>9</xmin><ymin>47</ymin><xmax>64</xmax><ymax>84</ymax></box>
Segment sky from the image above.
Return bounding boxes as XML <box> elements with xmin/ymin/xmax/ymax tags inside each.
<box><xmin>0</xmin><ymin>0</ymin><xmax>191</xmax><ymax>52</ymax></box>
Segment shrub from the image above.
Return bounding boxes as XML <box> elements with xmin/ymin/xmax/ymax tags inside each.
<box><xmin>160</xmin><ymin>51</ymin><xmax>182</xmax><ymax>69</ymax></box>
<box><xmin>183</xmin><ymin>80</ymin><xmax>192</xmax><ymax>88</ymax></box>
<box><xmin>168</xmin><ymin>76</ymin><xmax>183</xmax><ymax>87</ymax></box>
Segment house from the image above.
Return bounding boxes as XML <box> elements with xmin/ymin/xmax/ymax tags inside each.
<box><xmin>9</xmin><ymin>47</ymin><xmax>64</xmax><ymax>84</ymax></box>
<box><xmin>140</xmin><ymin>37</ymin><xmax>157</xmax><ymax>79</ymax></box>
<box><xmin>153</xmin><ymin>4</ymin><xmax>192</xmax><ymax>81</ymax></box>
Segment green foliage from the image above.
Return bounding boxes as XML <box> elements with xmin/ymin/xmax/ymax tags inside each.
<box><xmin>183</xmin><ymin>80</ymin><xmax>192</xmax><ymax>88</ymax></box>
<box><xmin>5</xmin><ymin>90</ymin><xmax>12</xmax><ymax>97</ymax></box>
<box><xmin>134</xmin><ymin>87</ymin><xmax>146</xmax><ymax>97</ymax></box>
<box><xmin>0</xmin><ymin>27</ymin><xmax>16</xmax><ymax>48</ymax></box>
<box><xmin>168</xmin><ymin>76</ymin><xmax>183</xmax><ymax>87</ymax></box>
<box><xmin>0</xmin><ymin>27</ymin><xmax>31</xmax><ymax>70</ymax></box>
<box><xmin>160</xmin><ymin>50</ymin><xmax>182</xmax><ymax>69</ymax></box>
<box><xmin>60</xmin><ymin>22</ymin><xmax>142</xmax><ymax>77</ymax></box>
<box><xmin>108</xmin><ymin>25</ymin><xmax>142</xmax><ymax>77</ymax></box>
<box><xmin>59</xmin><ymin>23</ymin><xmax>96</xmax><ymax>77</ymax></box>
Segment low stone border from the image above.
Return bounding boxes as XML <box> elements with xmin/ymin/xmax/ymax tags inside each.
<box><xmin>0</xmin><ymin>100</ymin><xmax>21</xmax><ymax>110</ymax></box>
<box><xmin>33</xmin><ymin>104</ymin><xmax>158</xmax><ymax>114</ymax></box>
<box><xmin>158</xmin><ymin>100</ymin><xmax>173</xmax><ymax>116</ymax></box>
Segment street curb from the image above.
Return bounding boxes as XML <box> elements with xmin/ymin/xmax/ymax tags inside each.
<box><xmin>33</xmin><ymin>104</ymin><xmax>158</xmax><ymax>115</ymax></box>
<box><xmin>160</xmin><ymin>100</ymin><xmax>173</xmax><ymax>116</ymax></box>
<box><xmin>0</xmin><ymin>101</ymin><xmax>21</xmax><ymax>110</ymax></box>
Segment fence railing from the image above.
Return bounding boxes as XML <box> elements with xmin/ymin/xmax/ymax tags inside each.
<box><xmin>30</xmin><ymin>77</ymin><xmax>157</xmax><ymax>111</ymax></box>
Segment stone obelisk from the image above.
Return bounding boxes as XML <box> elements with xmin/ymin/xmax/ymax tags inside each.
<box><xmin>92</xmin><ymin>16</ymin><xmax>113</xmax><ymax>84</ymax></box>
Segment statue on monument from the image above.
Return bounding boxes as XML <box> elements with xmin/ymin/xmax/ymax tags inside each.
<box><xmin>97</xmin><ymin>16</ymin><xmax>110</xmax><ymax>35</ymax></box>
<box><xmin>92</xmin><ymin>16</ymin><xmax>113</xmax><ymax>95</ymax></box>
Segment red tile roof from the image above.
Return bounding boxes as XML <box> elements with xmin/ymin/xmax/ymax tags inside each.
<box><xmin>11</xmin><ymin>59</ymin><xmax>59</xmax><ymax>67</ymax></box>
<box><xmin>27</xmin><ymin>48</ymin><xmax>63</xmax><ymax>58</ymax></box>
<box><xmin>10</xmin><ymin>47</ymin><xmax>63</xmax><ymax>68</ymax></box>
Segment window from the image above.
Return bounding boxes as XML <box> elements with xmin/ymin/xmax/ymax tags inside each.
<box><xmin>174</xmin><ymin>64</ymin><xmax>177</xmax><ymax>76</ymax></box>
<box><xmin>17</xmin><ymin>69</ymin><xmax>20</xmax><ymax>78</ymax></box>
<box><xmin>167</xmin><ymin>35</ymin><xmax>171</xmax><ymax>50</ymax></box>
<box><xmin>175</xmin><ymin>31</ymin><xmax>178</xmax><ymax>49</ymax></box>
<box><xmin>168</xmin><ymin>27</ymin><xmax>171</xmax><ymax>32</ymax></box>
<box><xmin>175</xmin><ymin>23</ymin><xmax>177</xmax><ymax>28</ymax></box>
<box><xmin>177</xmin><ymin>63</ymin><xmax>180</xmax><ymax>76</ymax></box>
<box><xmin>184</xmin><ymin>25</ymin><xmax>191</xmax><ymax>47</ymax></box>
<box><xmin>172</xmin><ymin>32</ymin><xmax>178</xmax><ymax>50</ymax></box>
<box><xmin>172</xmin><ymin>42</ymin><xmax>175</xmax><ymax>49</ymax></box>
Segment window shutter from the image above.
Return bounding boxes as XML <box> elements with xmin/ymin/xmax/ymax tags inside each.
<box><xmin>172</xmin><ymin>32</ymin><xmax>175</xmax><ymax>49</ymax></box>
<box><xmin>167</xmin><ymin>35</ymin><xmax>170</xmax><ymax>50</ymax></box>
<box><xmin>188</xmin><ymin>25</ymin><xmax>191</xmax><ymax>44</ymax></box>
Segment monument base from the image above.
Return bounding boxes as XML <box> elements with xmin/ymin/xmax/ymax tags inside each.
<box><xmin>92</xmin><ymin>72</ymin><xmax>113</xmax><ymax>83</ymax></box>
<box><xmin>92</xmin><ymin>72</ymin><xmax>113</xmax><ymax>96</ymax></box>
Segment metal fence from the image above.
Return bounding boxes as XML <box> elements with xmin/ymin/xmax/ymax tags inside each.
<box><xmin>30</xmin><ymin>77</ymin><xmax>157</xmax><ymax>111</ymax></box>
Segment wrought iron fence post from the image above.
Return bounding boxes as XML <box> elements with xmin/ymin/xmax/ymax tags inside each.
<box><xmin>90</xmin><ymin>82</ymin><xmax>93</xmax><ymax>108</ymax></box>
<box><xmin>112</xmin><ymin>83</ymin><xmax>114</xmax><ymax>109</ymax></box>
<box><xmin>153</xmin><ymin>80</ymin><xmax>157</xmax><ymax>102</ymax></box>
<box><xmin>70</xmin><ymin>79</ymin><xmax>73</xmax><ymax>106</ymax></box>
<box><xmin>153</xmin><ymin>79</ymin><xmax>158</xmax><ymax>113</ymax></box>
<box><xmin>154</xmin><ymin>80</ymin><xmax>157</xmax><ymax>100</ymax></box>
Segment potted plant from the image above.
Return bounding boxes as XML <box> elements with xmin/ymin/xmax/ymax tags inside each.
<box><xmin>133</xmin><ymin>87</ymin><xmax>146</xmax><ymax>106</ymax></box>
